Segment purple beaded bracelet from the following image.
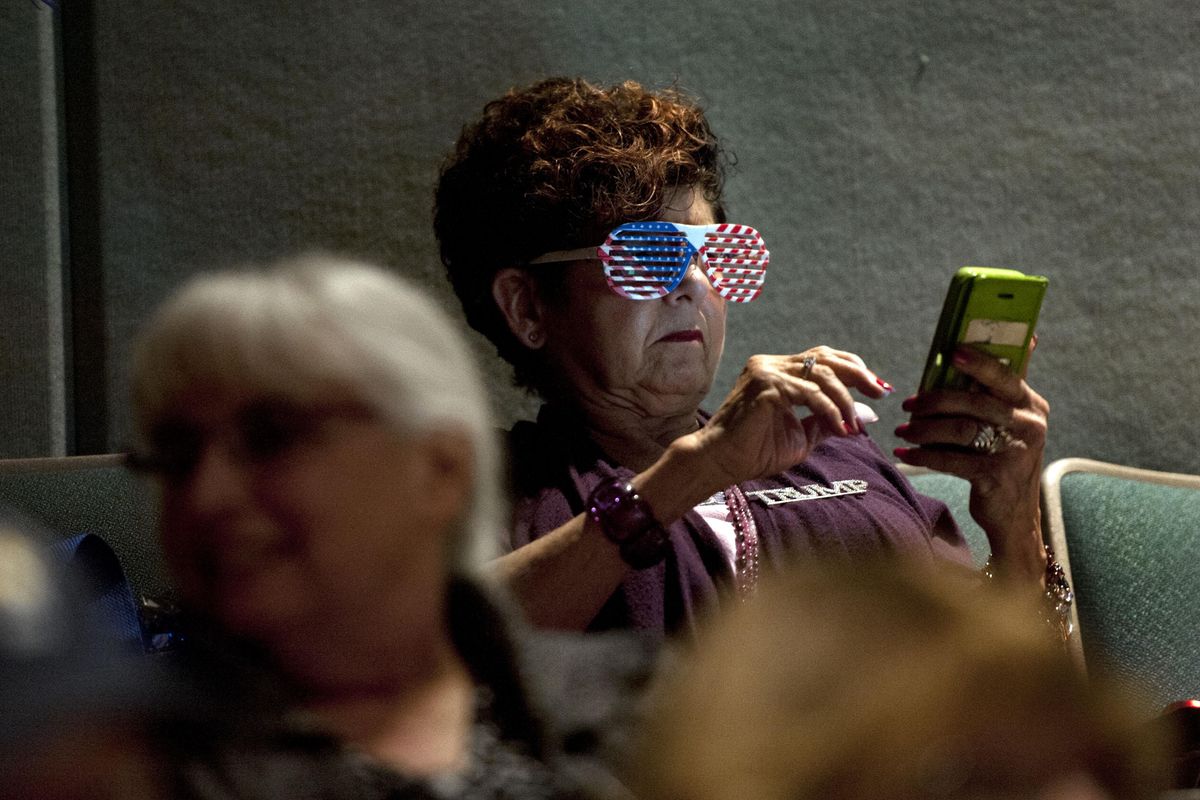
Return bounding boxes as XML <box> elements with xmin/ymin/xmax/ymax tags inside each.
<box><xmin>587</xmin><ymin>477</ymin><xmax>670</xmax><ymax>569</ymax></box>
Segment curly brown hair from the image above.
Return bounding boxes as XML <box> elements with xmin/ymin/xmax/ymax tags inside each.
<box><xmin>433</xmin><ymin>77</ymin><xmax>728</xmax><ymax>392</ymax></box>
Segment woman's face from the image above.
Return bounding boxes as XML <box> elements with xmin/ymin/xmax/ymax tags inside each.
<box><xmin>151</xmin><ymin>384</ymin><xmax>465</xmax><ymax>647</ymax></box>
<box><xmin>539</xmin><ymin>186</ymin><xmax>728</xmax><ymax>418</ymax></box>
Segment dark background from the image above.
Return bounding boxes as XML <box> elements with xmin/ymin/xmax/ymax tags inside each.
<box><xmin>4</xmin><ymin>0</ymin><xmax>1198</xmax><ymax>474</ymax></box>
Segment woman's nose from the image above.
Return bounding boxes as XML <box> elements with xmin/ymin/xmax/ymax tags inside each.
<box><xmin>176</xmin><ymin>441</ymin><xmax>251</xmax><ymax>519</ymax></box>
<box><xmin>666</xmin><ymin>256</ymin><xmax>713</xmax><ymax>302</ymax></box>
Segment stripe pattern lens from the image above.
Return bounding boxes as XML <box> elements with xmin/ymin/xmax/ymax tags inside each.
<box><xmin>598</xmin><ymin>221</ymin><xmax>770</xmax><ymax>302</ymax></box>
<box><xmin>703</xmin><ymin>224</ymin><xmax>768</xmax><ymax>303</ymax></box>
<box><xmin>600</xmin><ymin>222</ymin><xmax>693</xmax><ymax>299</ymax></box>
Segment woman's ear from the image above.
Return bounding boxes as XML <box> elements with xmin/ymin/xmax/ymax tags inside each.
<box><xmin>492</xmin><ymin>268</ymin><xmax>546</xmax><ymax>349</ymax></box>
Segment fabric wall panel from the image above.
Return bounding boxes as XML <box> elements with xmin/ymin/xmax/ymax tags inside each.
<box><xmin>32</xmin><ymin>0</ymin><xmax>1200</xmax><ymax>472</ymax></box>
<box><xmin>0</xmin><ymin>5</ymin><xmax>67</xmax><ymax>458</ymax></box>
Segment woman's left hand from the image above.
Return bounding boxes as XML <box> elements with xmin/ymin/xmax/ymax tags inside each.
<box><xmin>893</xmin><ymin>344</ymin><xmax>1050</xmax><ymax>585</ymax></box>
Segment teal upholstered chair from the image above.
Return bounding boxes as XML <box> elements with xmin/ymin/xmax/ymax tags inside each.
<box><xmin>899</xmin><ymin>465</ymin><xmax>991</xmax><ymax>568</ymax></box>
<box><xmin>0</xmin><ymin>455</ymin><xmax>170</xmax><ymax>599</ymax></box>
<box><xmin>1042</xmin><ymin>457</ymin><xmax>1200</xmax><ymax>711</ymax></box>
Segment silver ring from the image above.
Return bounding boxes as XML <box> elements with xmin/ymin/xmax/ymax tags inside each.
<box><xmin>800</xmin><ymin>355</ymin><xmax>817</xmax><ymax>380</ymax></box>
<box><xmin>970</xmin><ymin>423</ymin><xmax>1015</xmax><ymax>454</ymax></box>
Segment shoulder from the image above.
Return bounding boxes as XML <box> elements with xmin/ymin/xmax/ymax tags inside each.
<box><xmin>520</xmin><ymin>630</ymin><xmax>661</xmax><ymax>739</ymax></box>
<box><xmin>456</xmin><ymin>580</ymin><xmax>647</xmax><ymax>799</ymax></box>
<box><xmin>519</xmin><ymin>629</ymin><xmax>660</xmax><ymax>799</ymax></box>
<box><xmin>506</xmin><ymin>410</ymin><xmax>599</xmax><ymax>495</ymax></box>
<box><xmin>505</xmin><ymin>411</ymin><xmax>628</xmax><ymax>544</ymax></box>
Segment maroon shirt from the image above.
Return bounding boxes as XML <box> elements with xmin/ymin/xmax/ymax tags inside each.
<box><xmin>507</xmin><ymin>405</ymin><xmax>973</xmax><ymax>639</ymax></box>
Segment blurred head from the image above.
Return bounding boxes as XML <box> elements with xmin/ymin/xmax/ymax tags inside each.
<box><xmin>130</xmin><ymin>255</ymin><xmax>502</xmax><ymax>649</ymax></box>
<box><xmin>434</xmin><ymin>77</ymin><xmax>730</xmax><ymax>403</ymax></box>
<box><xmin>632</xmin><ymin>560</ymin><xmax>1166</xmax><ymax>800</ymax></box>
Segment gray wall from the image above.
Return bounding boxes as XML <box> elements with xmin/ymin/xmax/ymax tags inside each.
<box><xmin>1</xmin><ymin>5</ymin><xmax>67</xmax><ymax>457</ymax></box>
<box><xmin>3</xmin><ymin>0</ymin><xmax>1198</xmax><ymax>474</ymax></box>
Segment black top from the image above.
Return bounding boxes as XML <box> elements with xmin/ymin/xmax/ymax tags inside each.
<box><xmin>163</xmin><ymin>579</ymin><xmax>650</xmax><ymax>800</ymax></box>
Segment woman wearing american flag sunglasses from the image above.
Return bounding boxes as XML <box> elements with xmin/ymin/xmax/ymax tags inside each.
<box><xmin>435</xmin><ymin>78</ymin><xmax>1058</xmax><ymax>640</ymax></box>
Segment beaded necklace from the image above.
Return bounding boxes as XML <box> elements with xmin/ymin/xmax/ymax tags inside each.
<box><xmin>724</xmin><ymin>484</ymin><xmax>759</xmax><ymax>599</ymax></box>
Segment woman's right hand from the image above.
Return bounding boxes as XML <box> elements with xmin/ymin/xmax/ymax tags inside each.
<box><xmin>680</xmin><ymin>346</ymin><xmax>892</xmax><ymax>491</ymax></box>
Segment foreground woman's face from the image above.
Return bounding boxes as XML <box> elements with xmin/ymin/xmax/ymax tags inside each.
<box><xmin>539</xmin><ymin>186</ymin><xmax>728</xmax><ymax>418</ymax></box>
<box><xmin>151</xmin><ymin>385</ymin><xmax>459</xmax><ymax>644</ymax></box>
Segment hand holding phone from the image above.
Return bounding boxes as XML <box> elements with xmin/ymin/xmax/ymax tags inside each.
<box><xmin>919</xmin><ymin>266</ymin><xmax>1048</xmax><ymax>394</ymax></box>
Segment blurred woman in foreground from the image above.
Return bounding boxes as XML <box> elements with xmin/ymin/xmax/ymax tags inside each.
<box><xmin>130</xmin><ymin>255</ymin><xmax>599</xmax><ymax>799</ymax></box>
<box><xmin>631</xmin><ymin>561</ymin><xmax>1165</xmax><ymax>800</ymax></box>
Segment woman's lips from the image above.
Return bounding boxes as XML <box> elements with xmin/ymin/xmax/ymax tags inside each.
<box><xmin>657</xmin><ymin>329</ymin><xmax>704</xmax><ymax>344</ymax></box>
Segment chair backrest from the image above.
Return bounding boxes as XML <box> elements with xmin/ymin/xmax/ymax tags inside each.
<box><xmin>0</xmin><ymin>455</ymin><xmax>171</xmax><ymax>600</ymax></box>
<box><xmin>897</xmin><ymin>465</ymin><xmax>991</xmax><ymax>568</ymax></box>
<box><xmin>1042</xmin><ymin>457</ymin><xmax>1200</xmax><ymax>711</ymax></box>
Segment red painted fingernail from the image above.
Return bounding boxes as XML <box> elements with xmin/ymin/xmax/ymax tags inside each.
<box><xmin>876</xmin><ymin>377</ymin><xmax>895</xmax><ymax>394</ymax></box>
<box><xmin>843</xmin><ymin>421</ymin><xmax>855</xmax><ymax>436</ymax></box>
<box><xmin>952</xmin><ymin>348</ymin><xmax>971</xmax><ymax>366</ymax></box>
<box><xmin>901</xmin><ymin>396</ymin><xmax>916</xmax><ymax>412</ymax></box>
<box><xmin>893</xmin><ymin>447</ymin><xmax>911</xmax><ymax>460</ymax></box>
<box><xmin>894</xmin><ymin>423</ymin><xmax>910</xmax><ymax>436</ymax></box>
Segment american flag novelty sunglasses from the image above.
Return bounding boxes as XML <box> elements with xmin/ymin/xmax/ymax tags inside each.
<box><xmin>529</xmin><ymin>221</ymin><xmax>770</xmax><ymax>302</ymax></box>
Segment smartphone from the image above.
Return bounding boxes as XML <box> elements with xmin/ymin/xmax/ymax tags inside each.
<box><xmin>919</xmin><ymin>266</ymin><xmax>1048</xmax><ymax>393</ymax></box>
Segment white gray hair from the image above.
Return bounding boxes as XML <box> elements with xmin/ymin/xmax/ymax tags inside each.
<box><xmin>130</xmin><ymin>253</ymin><xmax>502</xmax><ymax>572</ymax></box>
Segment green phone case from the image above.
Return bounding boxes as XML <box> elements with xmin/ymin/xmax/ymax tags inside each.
<box><xmin>919</xmin><ymin>266</ymin><xmax>1048</xmax><ymax>393</ymax></box>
